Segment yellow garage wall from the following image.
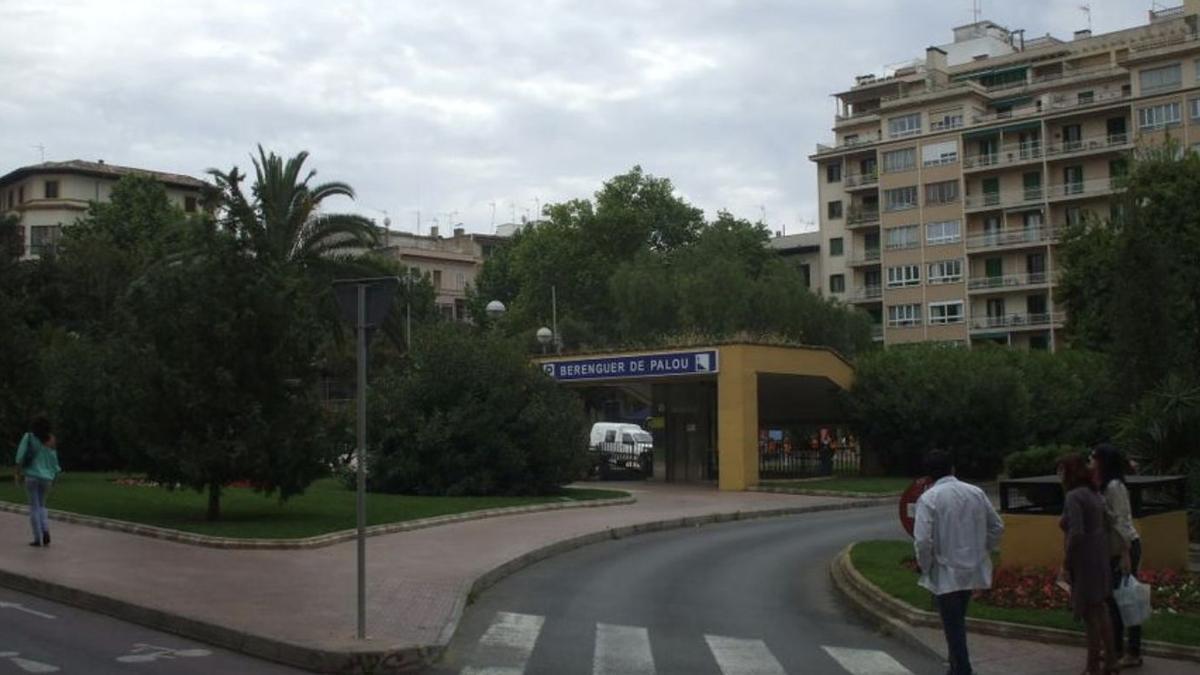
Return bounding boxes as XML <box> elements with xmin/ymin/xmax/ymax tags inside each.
<box><xmin>1000</xmin><ymin>512</ymin><xmax>1190</xmax><ymax>571</ymax></box>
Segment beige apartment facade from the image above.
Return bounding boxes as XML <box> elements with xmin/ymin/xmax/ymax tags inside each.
<box><xmin>381</xmin><ymin>226</ymin><xmax>506</xmax><ymax>321</ymax></box>
<box><xmin>0</xmin><ymin>160</ymin><xmax>207</xmax><ymax>257</ymax></box>
<box><xmin>811</xmin><ymin>2</ymin><xmax>1200</xmax><ymax>350</ymax></box>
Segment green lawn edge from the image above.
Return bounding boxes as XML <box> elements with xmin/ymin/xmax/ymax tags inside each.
<box><xmin>0</xmin><ymin>472</ymin><xmax>629</xmax><ymax>540</ymax></box>
<box><xmin>851</xmin><ymin>540</ymin><xmax>1200</xmax><ymax>648</ymax></box>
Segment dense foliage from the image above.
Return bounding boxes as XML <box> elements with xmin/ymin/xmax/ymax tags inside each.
<box><xmin>1003</xmin><ymin>445</ymin><xmax>1083</xmax><ymax>479</ymax></box>
<box><xmin>363</xmin><ymin>323</ymin><xmax>590</xmax><ymax>496</ymax></box>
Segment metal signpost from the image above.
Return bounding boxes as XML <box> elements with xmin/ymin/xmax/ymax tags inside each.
<box><xmin>332</xmin><ymin>277</ymin><xmax>400</xmax><ymax>640</ymax></box>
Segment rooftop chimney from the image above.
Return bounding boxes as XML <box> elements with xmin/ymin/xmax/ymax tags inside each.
<box><xmin>453</xmin><ymin>226</ymin><xmax>465</xmax><ymax>237</ymax></box>
<box><xmin>429</xmin><ymin>225</ymin><xmax>439</xmax><ymax>238</ymax></box>
<box><xmin>1073</xmin><ymin>29</ymin><xmax>1092</xmax><ymax>40</ymax></box>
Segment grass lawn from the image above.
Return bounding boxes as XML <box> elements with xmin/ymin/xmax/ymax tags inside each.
<box><xmin>766</xmin><ymin>476</ymin><xmax>913</xmax><ymax>494</ymax></box>
<box><xmin>852</xmin><ymin>540</ymin><xmax>1200</xmax><ymax>647</ymax></box>
<box><xmin>0</xmin><ymin>472</ymin><xmax>628</xmax><ymax>540</ymax></box>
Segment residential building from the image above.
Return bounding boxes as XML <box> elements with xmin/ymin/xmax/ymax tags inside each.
<box><xmin>381</xmin><ymin>225</ymin><xmax>506</xmax><ymax>320</ymax></box>
<box><xmin>810</xmin><ymin>2</ymin><xmax>1200</xmax><ymax>350</ymax></box>
<box><xmin>0</xmin><ymin>160</ymin><xmax>207</xmax><ymax>257</ymax></box>
<box><xmin>768</xmin><ymin>231</ymin><xmax>822</xmax><ymax>294</ymax></box>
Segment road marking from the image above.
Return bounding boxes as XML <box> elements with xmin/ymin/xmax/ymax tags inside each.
<box><xmin>822</xmin><ymin>646</ymin><xmax>913</xmax><ymax>674</ymax></box>
<box><xmin>704</xmin><ymin>635</ymin><xmax>786</xmax><ymax>675</ymax></box>
<box><xmin>0</xmin><ymin>653</ymin><xmax>60</xmax><ymax>673</ymax></box>
<box><xmin>594</xmin><ymin>623</ymin><xmax>655</xmax><ymax>675</ymax></box>
<box><xmin>461</xmin><ymin>612</ymin><xmax>544</xmax><ymax>675</ymax></box>
<box><xmin>116</xmin><ymin>643</ymin><xmax>212</xmax><ymax>663</ymax></box>
<box><xmin>0</xmin><ymin>602</ymin><xmax>55</xmax><ymax>620</ymax></box>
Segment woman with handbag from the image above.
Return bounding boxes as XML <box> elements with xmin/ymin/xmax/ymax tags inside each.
<box><xmin>1093</xmin><ymin>443</ymin><xmax>1143</xmax><ymax>669</ymax></box>
<box><xmin>1058</xmin><ymin>454</ymin><xmax>1118</xmax><ymax>675</ymax></box>
<box><xmin>13</xmin><ymin>416</ymin><xmax>62</xmax><ymax>548</ymax></box>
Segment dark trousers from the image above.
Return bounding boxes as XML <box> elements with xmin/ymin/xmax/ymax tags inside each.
<box><xmin>1108</xmin><ymin>538</ymin><xmax>1143</xmax><ymax>658</ymax></box>
<box><xmin>935</xmin><ymin>590</ymin><xmax>972</xmax><ymax>675</ymax></box>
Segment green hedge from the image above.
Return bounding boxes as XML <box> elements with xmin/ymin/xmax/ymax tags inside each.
<box><xmin>1003</xmin><ymin>445</ymin><xmax>1083</xmax><ymax>479</ymax></box>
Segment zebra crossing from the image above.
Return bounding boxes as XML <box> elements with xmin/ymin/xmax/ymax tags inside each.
<box><xmin>455</xmin><ymin>611</ymin><xmax>919</xmax><ymax>675</ymax></box>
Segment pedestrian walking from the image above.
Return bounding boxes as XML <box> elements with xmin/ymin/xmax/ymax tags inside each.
<box><xmin>1092</xmin><ymin>443</ymin><xmax>1143</xmax><ymax>669</ymax></box>
<box><xmin>13</xmin><ymin>416</ymin><xmax>62</xmax><ymax>548</ymax></box>
<box><xmin>1058</xmin><ymin>454</ymin><xmax>1118</xmax><ymax>675</ymax></box>
<box><xmin>913</xmin><ymin>449</ymin><xmax>1004</xmax><ymax>675</ymax></box>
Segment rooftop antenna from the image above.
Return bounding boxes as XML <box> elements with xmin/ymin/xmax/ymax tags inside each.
<box><xmin>32</xmin><ymin>144</ymin><xmax>45</xmax><ymax>163</ymax></box>
<box><xmin>489</xmin><ymin>201</ymin><xmax>497</xmax><ymax>231</ymax></box>
<box><xmin>1080</xmin><ymin>4</ymin><xmax>1092</xmax><ymax>32</ymax></box>
<box><xmin>971</xmin><ymin>0</ymin><xmax>982</xmax><ymax>23</ymax></box>
<box><xmin>530</xmin><ymin>197</ymin><xmax>541</xmax><ymax>222</ymax></box>
<box><xmin>759</xmin><ymin>205</ymin><xmax>767</xmax><ymax>224</ymax></box>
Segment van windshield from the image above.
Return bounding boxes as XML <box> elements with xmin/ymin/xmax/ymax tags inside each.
<box><xmin>632</xmin><ymin>432</ymin><xmax>652</xmax><ymax>443</ymax></box>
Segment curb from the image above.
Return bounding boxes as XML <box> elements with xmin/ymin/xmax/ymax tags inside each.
<box><xmin>0</xmin><ymin>495</ymin><xmax>635</xmax><ymax>550</ymax></box>
<box><xmin>0</xmin><ymin>498</ymin><xmax>886</xmax><ymax>674</ymax></box>
<box><xmin>749</xmin><ymin>486</ymin><xmax>899</xmax><ymax>499</ymax></box>
<box><xmin>828</xmin><ymin>542</ymin><xmax>1200</xmax><ymax>665</ymax></box>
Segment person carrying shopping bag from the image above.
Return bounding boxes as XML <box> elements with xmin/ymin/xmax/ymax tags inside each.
<box><xmin>1058</xmin><ymin>454</ymin><xmax>1118</xmax><ymax>675</ymax></box>
<box><xmin>1092</xmin><ymin>443</ymin><xmax>1143</xmax><ymax>669</ymax></box>
<box><xmin>13</xmin><ymin>416</ymin><xmax>62</xmax><ymax>547</ymax></box>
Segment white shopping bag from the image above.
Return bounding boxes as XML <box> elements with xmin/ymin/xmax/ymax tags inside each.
<box><xmin>1113</xmin><ymin>575</ymin><xmax>1152</xmax><ymax>627</ymax></box>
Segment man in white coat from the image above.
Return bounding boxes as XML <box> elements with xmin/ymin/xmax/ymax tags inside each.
<box><xmin>914</xmin><ymin>450</ymin><xmax>1005</xmax><ymax>675</ymax></box>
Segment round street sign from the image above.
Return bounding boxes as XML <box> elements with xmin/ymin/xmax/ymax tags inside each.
<box><xmin>898</xmin><ymin>476</ymin><xmax>933</xmax><ymax>537</ymax></box>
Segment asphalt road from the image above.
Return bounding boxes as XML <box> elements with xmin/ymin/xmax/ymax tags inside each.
<box><xmin>431</xmin><ymin>503</ymin><xmax>944</xmax><ymax>675</ymax></box>
<box><xmin>0</xmin><ymin>587</ymin><xmax>304</xmax><ymax>674</ymax></box>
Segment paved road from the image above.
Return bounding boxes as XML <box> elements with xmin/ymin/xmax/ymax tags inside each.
<box><xmin>431</xmin><ymin>504</ymin><xmax>942</xmax><ymax>675</ymax></box>
<box><xmin>0</xmin><ymin>587</ymin><xmax>304</xmax><ymax>674</ymax></box>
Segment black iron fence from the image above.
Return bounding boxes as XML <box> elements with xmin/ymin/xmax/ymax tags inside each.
<box><xmin>591</xmin><ymin>441</ymin><xmax>653</xmax><ymax>478</ymax></box>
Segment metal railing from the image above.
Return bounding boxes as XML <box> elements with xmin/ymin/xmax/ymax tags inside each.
<box><xmin>844</xmin><ymin>172</ymin><xmax>879</xmax><ymax>189</ymax></box>
<box><xmin>849</xmin><ymin>248</ymin><xmax>882</xmax><ymax>265</ymax></box>
<box><xmin>851</xmin><ymin>285</ymin><xmax>883</xmax><ymax>301</ymax></box>
<box><xmin>969</xmin><ymin>312</ymin><xmax>1065</xmax><ymax>331</ymax></box>
<box><xmin>930</xmin><ymin>118</ymin><xmax>965</xmax><ymax>132</ymax></box>
<box><xmin>846</xmin><ymin>209</ymin><xmax>881</xmax><ymax>226</ymax></box>
<box><xmin>1045</xmin><ymin>177</ymin><xmax>1121</xmax><ymax>200</ymax></box>
<box><xmin>964</xmin><ymin>187</ymin><xmax>1044</xmax><ymax>210</ymax></box>
<box><xmin>963</xmin><ymin>142</ymin><xmax>1043</xmax><ymax>169</ymax></box>
<box><xmin>1044</xmin><ymin>133</ymin><xmax>1130</xmax><ymax>157</ymax></box>
<box><xmin>967</xmin><ymin>271</ymin><xmax>1055</xmax><ymax>291</ymax></box>
<box><xmin>759</xmin><ymin>446</ymin><xmax>861</xmax><ymax>480</ymax></box>
<box><xmin>966</xmin><ymin>226</ymin><xmax>1060</xmax><ymax>251</ymax></box>
<box><xmin>815</xmin><ymin>134</ymin><xmax>883</xmax><ymax>154</ymax></box>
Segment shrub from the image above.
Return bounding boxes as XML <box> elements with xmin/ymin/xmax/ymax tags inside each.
<box><xmin>364</xmin><ymin>323</ymin><xmax>589</xmax><ymax>496</ymax></box>
<box><xmin>1003</xmin><ymin>445</ymin><xmax>1083</xmax><ymax>479</ymax></box>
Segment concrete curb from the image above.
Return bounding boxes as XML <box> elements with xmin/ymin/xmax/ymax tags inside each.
<box><xmin>0</xmin><ymin>498</ymin><xmax>886</xmax><ymax>674</ymax></box>
<box><xmin>828</xmin><ymin>542</ymin><xmax>1200</xmax><ymax>665</ymax></box>
<box><xmin>749</xmin><ymin>486</ymin><xmax>899</xmax><ymax>499</ymax></box>
<box><xmin>0</xmin><ymin>495</ymin><xmax>635</xmax><ymax>550</ymax></box>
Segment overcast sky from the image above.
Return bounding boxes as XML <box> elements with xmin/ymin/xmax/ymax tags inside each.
<box><xmin>0</xmin><ymin>1</ymin><xmax>1150</xmax><ymax>235</ymax></box>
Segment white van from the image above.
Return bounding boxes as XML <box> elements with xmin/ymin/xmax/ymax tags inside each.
<box><xmin>589</xmin><ymin>422</ymin><xmax>654</xmax><ymax>476</ymax></box>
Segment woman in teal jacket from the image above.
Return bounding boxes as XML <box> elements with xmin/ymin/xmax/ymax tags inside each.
<box><xmin>13</xmin><ymin>416</ymin><xmax>62</xmax><ymax>547</ymax></box>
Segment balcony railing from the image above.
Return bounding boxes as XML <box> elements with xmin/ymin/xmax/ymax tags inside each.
<box><xmin>964</xmin><ymin>187</ymin><xmax>1045</xmax><ymax>210</ymax></box>
<box><xmin>844</xmin><ymin>172</ymin><xmax>879</xmax><ymax>189</ymax></box>
<box><xmin>930</xmin><ymin>118</ymin><xmax>965</xmax><ymax>132</ymax></box>
<box><xmin>849</xmin><ymin>248</ymin><xmax>882</xmax><ymax>265</ymax></box>
<box><xmin>815</xmin><ymin>134</ymin><xmax>883</xmax><ymax>155</ymax></box>
<box><xmin>870</xmin><ymin>324</ymin><xmax>884</xmax><ymax>340</ymax></box>
<box><xmin>851</xmin><ymin>285</ymin><xmax>883</xmax><ymax>301</ymax></box>
<box><xmin>846</xmin><ymin>209</ymin><xmax>881</xmax><ymax>227</ymax></box>
<box><xmin>963</xmin><ymin>142</ymin><xmax>1043</xmax><ymax>170</ymax></box>
<box><xmin>1045</xmin><ymin>177</ymin><xmax>1121</xmax><ymax>201</ymax></box>
<box><xmin>1044</xmin><ymin>133</ymin><xmax>1131</xmax><ymax>157</ymax></box>
<box><xmin>970</xmin><ymin>312</ymin><xmax>1065</xmax><ymax>331</ymax></box>
<box><xmin>972</xmin><ymin>89</ymin><xmax>1130</xmax><ymax>126</ymax></box>
<box><xmin>966</xmin><ymin>226</ymin><xmax>1060</xmax><ymax>251</ymax></box>
<box><xmin>967</xmin><ymin>272</ymin><xmax>1055</xmax><ymax>291</ymax></box>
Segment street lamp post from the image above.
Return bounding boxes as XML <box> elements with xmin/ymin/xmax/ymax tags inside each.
<box><xmin>332</xmin><ymin>276</ymin><xmax>400</xmax><ymax>640</ymax></box>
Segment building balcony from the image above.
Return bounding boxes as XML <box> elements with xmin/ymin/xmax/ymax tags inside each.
<box><xmin>963</xmin><ymin>143</ymin><xmax>1044</xmax><ymax>172</ymax></box>
<box><xmin>971</xmin><ymin>89</ymin><xmax>1130</xmax><ymax>128</ymax></box>
<box><xmin>967</xmin><ymin>271</ymin><xmax>1057</xmax><ymax>294</ymax></box>
<box><xmin>965</xmin><ymin>226</ymin><xmax>1060</xmax><ymax>252</ymax></box>
<box><xmin>849</xmin><ymin>285</ymin><xmax>883</xmax><ymax>303</ymax></box>
<box><xmin>844</xmin><ymin>172</ymin><xmax>879</xmax><ymax>191</ymax></box>
<box><xmin>969</xmin><ymin>312</ymin><xmax>1065</xmax><ymax>333</ymax></box>
<box><xmin>1045</xmin><ymin>177</ymin><xmax>1121</xmax><ymax>202</ymax></box>
<box><xmin>964</xmin><ymin>187</ymin><xmax>1045</xmax><ymax>212</ymax></box>
<box><xmin>846</xmin><ymin>208</ymin><xmax>881</xmax><ymax>229</ymax></box>
<box><xmin>848</xmin><ymin>248</ymin><xmax>882</xmax><ymax>267</ymax></box>
<box><xmin>870</xmin><ymin>324</ymin><xmax>884</xmax><ymax>341</ymax></box>
<box><xmin>1044</xmin><ymin>134</ymin><xmax>1132</xmax><ymax>161</ymax></box>
<box><xmin>814</xmin><ymin>133</ymin><xmax>883</xmax><ymax>156</ymax></box>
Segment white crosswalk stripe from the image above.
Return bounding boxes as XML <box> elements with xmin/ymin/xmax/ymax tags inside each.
<box><xmin>822</xmin><ymin>646</ymin><xmax>914</xmax><ymax>675</ymax></box>
<box><xmin>703</xmin><ymin>634</ymin><xmax>787</xmax><ymax>675</ymax></box>
<box><xmin>460</xmin><ymin>612</ymin><xmax>545</xmax><ymax>675</ymax></box>
<box><xmin>594</xmin><ymin>623</ymin><xmax>656</xmax><ymax>675</ymax></box>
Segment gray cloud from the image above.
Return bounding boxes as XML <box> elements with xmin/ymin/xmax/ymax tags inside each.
<box><xmin>0</xmin><ymin>0</ymin><xmax>1146</xmax><ymax>234</ymax></box>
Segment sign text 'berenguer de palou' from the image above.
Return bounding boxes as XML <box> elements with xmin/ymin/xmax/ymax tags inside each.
<box><xmin>542</xmin><ymin>350</ymin><xmax>719</xmax><ymax>382</ymax></box>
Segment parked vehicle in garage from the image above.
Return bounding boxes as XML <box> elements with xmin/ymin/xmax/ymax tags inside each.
<box><xmin>588</xmin><ymin>422</ymin><xmax>654</xmax><ymax>478</ymax></box>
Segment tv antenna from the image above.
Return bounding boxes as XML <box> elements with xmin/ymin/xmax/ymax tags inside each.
<box><xmin>489</xmin><ymin>201</ymin><xmax>497</xmax><ymax>230</ymax></box>
<box><xmin>1080</xmin><ymin>4</ymin><xmax>1092</xmax><ymax>32</ymax></box>
<box><xmin>971</xmin><ymin>0</ymin><xmax>982</xmax><ymax>23</ymax></box>
<box><xmin>32</xmin><ymin>144</ymin><xmax>45</xmax><ymax>163</ymax></box>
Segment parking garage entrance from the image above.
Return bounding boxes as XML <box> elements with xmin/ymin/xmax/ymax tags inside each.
<box><xmin>537</xmin><ymin>343</ymin><xmax>855</xmax><ymax>491</ymax></box>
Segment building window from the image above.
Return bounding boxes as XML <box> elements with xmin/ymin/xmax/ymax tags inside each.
<box><xmin>432</xmin><ymin>269</ymin><xmax>443</xmax><ymax>289</ymax></box>
<box><xmin>927</xmin><ymin>259</ymin><xmax>963</xmax><ymax>284</ymax></box>
<box><xmin>43</xmin><ymin>181</ymin><xmax>59</xmax><ymax>199</ymax></box>
<box><xmin>882</xmin><ymin>148</ymin><xmax>916</xmax><ymax>173</ymax></box>
<box><xmin>1029</xmin><ymin>334</ymin><xmax>1050</xmax><ymax>351</ymax></box>
<box><xmin>885</xmin><ymin>224</ymin><xmax>920</xmax><ymax>250</ymax></box>
<box><xmin>829</xmin><ymin>237</ymin><xmax>844</xmax><ymax>256</ymax></box>
<box><xmin>928</xmin><ymin>301</ymin><xmax>965</xmax><ymax>325</ymax></box>
<box><xmin>827</xmin><ymin>200</ymin><xmax>843</xmax><ymax>219</ymax></box>
<box><xmin>926</xmin><ymin>219</ymin><xmax>961</xmax><ymax>244</ymax></box>
<box><xmin>886</xmin><ymin>264</ymin><xmax>920</xmax><ymax>288</ymax></box>
<box><xmin>17</xmin><ymin>186</ymin><xmax>24</xmax><ymax>204</ymax></box>
<box><xmin>888</xmin><ymin>113</ymin><xmax>922</xmax><ymax>138</ymax></box>
<box><xmin>884</xmin><ymin>186</ymin><xmax>918</xmax><ymax>212</ymax></box>
<box><xmin>930</xmin><ymin>109</ymin><xmax>964</xmax><ymax>132</ymax></box>
<box><xmin>887</xmin><ymin>303</ymin><xmax>922</xmax><ymax>327</ymax></box>
<box><xmin>921</xmin><ymin>140</ymin><xmax>959</xmax><ymax>167</ymax></box>
<box><xmin>1077</xmin><ymin>90</ymin><xmax>1094</xmax><ymax>105</ymax></box>
<box><xmin>826</xmin><ymin>163</ymin><xmax>842</xmax><ymax>183</ymax></box>
<box><xmin>455</xmin><ymin>271</ymin><xmax>467</xmax><ymax>290</ymax></box>
<box><xmin>1191</xmin><ymin>98</ymin><xmax>1200</xmax><ymax>120</ymax></box>
<box><xmin>30</xmin><ymin>225</ymin><xmax>61</xmax><ymax>256</ymax></box>
<box><xmin>1138</xmin><ymin>102</ymin><xmax>1181</xmax><ymax>130</ymax></box>
<box><xmin>829</xmin><ymin>274</ymin><xmax>846</xmax><ymax>294</ymax></box>
<box><xmin>5</xmin><ymin>191</ymin><xmax>11</xmax><ymax>210</ymax></box>
<box><xmin>184</xmin><ymin>196</ymin><xmax>198</xmax><ymax>213</ymax></box>
<box><xmin>924</xmin><ymin>180</ymin><xmax>960</xmax><ymax>205</ymax></box>
<box><xmin>1139</xmin><ymin>63</ymin><xmax>1181</xmax><ymax>93</ymax></box>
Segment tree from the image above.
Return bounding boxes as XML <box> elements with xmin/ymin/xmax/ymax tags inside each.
<box><xmin>207</xmin><ymin>146</ymin><xmax>380</xmax><ymax>272</ymax></box>
<box><xmin>119</xmin><ymin>224</ymin><xmax>333</xmax><ymax>520</ymax></box>
<box><xmin>0</xmin><ymin>214</ymin><xmax>41</xmax><ymax>445</ymax></box>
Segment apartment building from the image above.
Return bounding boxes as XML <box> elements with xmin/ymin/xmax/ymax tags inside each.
<box><xmin>810</xmin><ymin>2</ymin><xmax>1200</xmax><ymax>350</ymax></box>
<box><xmin>0</xmin><ymin>160</ymin><xmax>207</xmax><ymax>257</ymax></box>
<box><xmin>768</xmin><ymin>231</ymin><xmax>822</xmax><ymax>294</ymax></box>
<box><xmin>381</xmin><ymin>225</ymin><xmax>506</xmax><ymax>320</ymax></box>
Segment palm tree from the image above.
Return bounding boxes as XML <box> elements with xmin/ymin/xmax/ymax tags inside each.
<box><xmin>206</xmin><ymin>145</ymin><xmax>381</xmax><ymax>271</ymax></box>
